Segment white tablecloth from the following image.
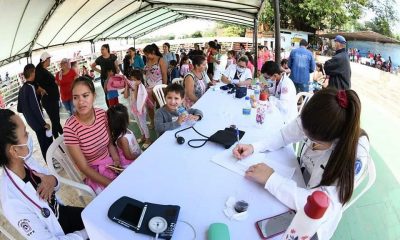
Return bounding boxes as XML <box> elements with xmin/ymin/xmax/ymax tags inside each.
<box><xmin>82</xmin><ymin>87</ymin><xmax>305</xmax><ymax>240</ymax></box>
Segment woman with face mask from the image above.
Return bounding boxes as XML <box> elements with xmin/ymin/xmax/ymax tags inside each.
<box><xmin>0</xmin><ymin>109</ymin><xmax>88</xmax><ymax>239</ymax></box>
<box><xmin>221</xmin><ymin>56</ymin><xmax>252</xmax><ymax>87</ymax></box>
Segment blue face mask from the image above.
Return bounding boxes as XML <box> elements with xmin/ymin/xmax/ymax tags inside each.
<box><xmin>13</xmin><ymin>135</ymin><xmax>34</xmax><ymax>161</ymax></box>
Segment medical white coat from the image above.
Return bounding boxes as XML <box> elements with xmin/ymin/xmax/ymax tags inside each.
<box><xmin>252</xmin><ymin>117</ymin><xmax>370</xmax><ymax>239</ymax></box>
<box><xmin>268</xmin><ymin>74</ymin><xmax>298</xmax><ymax>124</ymax></box>
<box><xmin>0</xmin><ymin>157</ymin><xmax>86</xmax><ymax>240</ymax></box>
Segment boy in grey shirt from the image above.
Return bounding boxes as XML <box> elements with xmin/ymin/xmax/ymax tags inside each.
<box><xmin>155</xmin><ymin>83</ymin><xmax>203</xmax><ymax>136</ymax></box>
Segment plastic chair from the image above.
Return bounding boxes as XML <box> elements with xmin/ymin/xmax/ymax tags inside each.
<box><xmin>172</xmin><ymin>78</ymin><xmax>184</xmax><ymax>85</ymax></box>
<box><xmin>296</xmin><ymin>92</ymin><xmax>313</xmax><ymax>113</ymax></box>
<box><xmin>343</xmin><ymin>156</ymin><xmax>376</xmax><ymax>212</ymax></box>
<box><xmin>152</xmin><ymin>84</ymin><xmax>168</xmax><ymax>107</ymax></box>
<box><xmin>0</xmin><ymin>210</ymin><xmax>17</xmax><ymax>240</ymax></box>
<box><xmin>46</xmin><ymin>135</ymin><xmax>96</xmax><ymax>205</ymax></box>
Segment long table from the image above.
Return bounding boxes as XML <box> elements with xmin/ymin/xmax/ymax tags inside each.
<box><xmin>82</xmin><ymin>87</ymin><xmax>305</xmax><ymax>239</ymax></box>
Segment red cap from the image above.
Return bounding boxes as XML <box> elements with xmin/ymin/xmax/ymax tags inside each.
<box><xmin>304</xmin><ymin>191</ymin><xmax>329</xmax><ymax>219</ymax></box>
<box><xmin>260</xmin><ymin>92</ymin><xmax>269</xmax><ymax>101</ymax></box>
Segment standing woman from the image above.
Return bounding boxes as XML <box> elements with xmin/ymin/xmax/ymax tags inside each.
<box><xmin>55</xmin><ymin>58</ymin><xmax>78</xmax><ymax>116</ymax></box>
<box><xmin>35</xmin><ymin>52</ymin><xmax>63</xmax><ymax>138</ymax></box>
<box><xmin>0</xmin><ymin>109</ymin><xmax>88</xmax><ymax>239</ymax></box>
<box><xmin>143</xmin><ymin>44</ymin><xmax>168</xmax><ymax>128</ymax></box>
<box><xmin>63</xmin><ymin>77</ymin><xmax>120</xmax><ymax>194</ymax></box>
<box><xmin>91</xmin><ymin>44</ymin><xmax>120</xmax><ymax>105</ymax></box>
<box><xmin>162</xmin><ymin>42</ymin><xmax>176</xmax><ymax>70</ymax></box>
<box><xmin>233</xmin><ymin>89</ymin><xmax>370</xmax><ymax>239</ymax></box>
<box><xmin>183</xmin><ymin>55</ymin><xmax>210</xmax><ymax>108</ymax></box>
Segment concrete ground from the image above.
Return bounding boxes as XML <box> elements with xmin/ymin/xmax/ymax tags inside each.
<box><xmin>1</xmin><ymin>58</ymin><xmax>399</xmax><ymax>239</ymax></box>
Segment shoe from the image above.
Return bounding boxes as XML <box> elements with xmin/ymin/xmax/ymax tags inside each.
<box><xmin>137</xmin><ymin>138</ymin><xmax>144</xmax><ymax>144</ymax></box>
<box><xmin>142</xmin><ymin>143</ymin><xmax>151</xmax><ymax>149</ymax></box>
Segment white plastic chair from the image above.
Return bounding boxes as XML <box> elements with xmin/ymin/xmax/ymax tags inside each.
<box><xmin>172</xmin><ymin>78</ymin><xmax>184</xmax><ymax>85</ymax></box>
<box><xmin>46</xmin><ymin>135</ymin><xmax>96</xmax><ymax>205</ymax></box>
<box><xmin>152</xmin><ymin>84</ymin><xmax>168</xmax><ymax>107</ymax></box>
<box><xmin>296</xmin><ymin>92</ymin><xmax>313</xmax><ymax>113</ymax></box>
<box><xmin>0</xmin><ymin>209</ymin><xmax>17</xmax><ymax>240</ymax></box>
<box><xmin>343</xmin><ymin>156</ymin><xmax>376</xmax><ymax>211</ymax></box>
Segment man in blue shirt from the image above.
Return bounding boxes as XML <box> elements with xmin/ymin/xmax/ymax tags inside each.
<box><xmin>288</xmin><ymin>39</ymin><xmax>315</xmax><ymax>93</ymax></box>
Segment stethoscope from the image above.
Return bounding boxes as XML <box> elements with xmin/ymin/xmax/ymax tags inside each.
<box><xmin>4</xmin><ymin>166</ymin><xmax>51</xmax><ymax>218</ymax></box>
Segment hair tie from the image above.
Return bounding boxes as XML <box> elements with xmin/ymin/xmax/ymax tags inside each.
<box><xmin>336</xmin><ymin>90</ymin><xmax>349</xmax><ymax>109</ymax></box>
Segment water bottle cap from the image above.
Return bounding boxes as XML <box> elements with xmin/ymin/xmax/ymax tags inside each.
<box><xmin>304</xmin><ymin>191</ymin><xmax>330</xmax><ymax>219</ymax></box>
<box><xmin>260</xmin><ymin>92</ymin><xmax>269</xmax><ymax>101</ymax></box>
<box><xmin>245</xmin><ymin>96</ymin><xmax>250</xmax><ymax>100</ymax></box>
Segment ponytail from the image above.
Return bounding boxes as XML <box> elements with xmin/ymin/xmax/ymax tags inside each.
<box><xmin>301</xmin><ymin>89</ymin><xmax>361</xmax><ymax>204</ymax></box>
<box><xmin>143</xmin><ymin>44</ymin><xmax>163</xmax><ymax>58</ymax></box>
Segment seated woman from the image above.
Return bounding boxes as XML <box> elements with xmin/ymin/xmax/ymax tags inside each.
<box><xmin>221</xmin><ymin>56</ymin><xmax>252</xmax><ymax>87</ymax></box>
<box><xmin>63</xmin><ymin>77</ymin><xmax>120</xmax><ymax>194</ymax></box>
<box><xmin>0</xmin><ymin>109</ymin><xmax>88</xmax><ymax>239</ymax></box>
<box><xmin>183</xmin><ymin>55</ymin><xmax>210</xmax><ymax>108</ymax></box>
<box><xmin>233</xmin><ymin>89</ymin><xmax>370</xmax><ymax>239</ymax></box>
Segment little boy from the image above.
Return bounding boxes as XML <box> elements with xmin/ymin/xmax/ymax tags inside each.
<box><xmin>155</xmin><ymin>83</ymin><xmax>203</xmax><ymax>136</ymax></box>
<box><xmin>17</xmin><ymin>64</ymin><xmax>53</xmax><ymax>159</ymax></box>
<box><xmin>168</xmin><ymin>60</ymin><xmax>180</xmax><ymax>84</ymax></box>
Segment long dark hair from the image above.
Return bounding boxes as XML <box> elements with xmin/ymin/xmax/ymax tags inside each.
<box><xmin>107</xmin><ymin>104</ymin><xmax>129</xmax><ymax>145</ymax></box>
<box><xmin>143</xmin><ymin>44</ymin><xmax>163</xmax><ymax>57</ymax></box>
<box><xmin>102</xmin><ymin>44</ymin><xmax>110</xmax><ymax>53</ymax></box>
<box><xmin>316</xmin><ymin>62</ymin><xmax>325</xmax><ymax>75</ymax></box>
<box><xmin>72</xmin><ymin>76</ymin><xmax>96</xmax><ymax>94</ymax></box>
<box><xmin>180</xmin><ymin>55</ymin><xmax>189</xmax><ymax>68</ymax></box>
<box><xmin>0</xmin><ymin>109</ymin><xmax>18</xmax><ymax>167</ymax></box>
<box><xmin>301</xmin><ymin>89</ymin><xmax>361</xmax><ymax>204</ymax></box>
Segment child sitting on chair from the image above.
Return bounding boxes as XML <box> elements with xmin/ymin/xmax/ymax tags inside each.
<box><xmin>155</xmin><ymin>83</ymin><xmax>203</xmax><ymax>136</ymax></box>
<box><xmin>107</xmin><ymin>104</ymin><xmax>141</xmax><ymax>164</ymax></box>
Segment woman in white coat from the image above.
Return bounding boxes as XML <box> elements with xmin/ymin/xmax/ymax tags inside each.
<box><xmin>261</xmin><ymin>61</ymin><xmax>298</xmax><ymax>124</ymax></box>
<box><xmin>0</xmin><ymin>109</ymin><xmax>88</xmax><ymax>240</ymax></box>
<box><xmin>233</xmin><ymin>89</ymin><xmax>370</xmax><ymax>239</ymax></box>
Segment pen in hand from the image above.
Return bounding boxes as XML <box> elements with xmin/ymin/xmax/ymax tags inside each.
<box><xmin>236</xmin><ymin>127</ymin><xmax>240</xmax><ymax>145</ymax></box>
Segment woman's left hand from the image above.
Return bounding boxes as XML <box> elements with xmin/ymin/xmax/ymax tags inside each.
<box><xmin>245</xmin><ymin>163</ymin><xmax>274</xmax><ymax>185</ymax></box>
<box><xmin>33</xmin><ymin>172</ymin><xmax>57</xmax><ymax>202</ymax></box>
<box><xmin>187</xmin><ymin>114</ymin><xmax>199</xmax><ymax>121</ymax></box>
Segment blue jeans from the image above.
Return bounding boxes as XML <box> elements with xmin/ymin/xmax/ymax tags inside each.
<box><xmin>62</xmin><ymin>101</ymin><xmax>74</xmax><ymax>116</ymax></box>
<box><xmin>294</xmin><ymin>82</ymin><xmax>309</xmax><ymax>93</ymax></box>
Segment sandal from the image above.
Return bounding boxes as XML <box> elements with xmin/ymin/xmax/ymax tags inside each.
<box><xmin>142</xmin><ymin>143</ymin><xmax>151</xmax><ymax>149</ymax></box>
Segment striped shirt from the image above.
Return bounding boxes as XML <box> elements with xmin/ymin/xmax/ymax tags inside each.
<box><xmin>64</xmin><ymin>108</ymin><xmax>110</xmax><ymax>164</ymax></box>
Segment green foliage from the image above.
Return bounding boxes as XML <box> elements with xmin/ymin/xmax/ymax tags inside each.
<box><xmin>365</xmin><ymin>0</ymin><xmax>398</xmax><ymax>37</ymax></box>
<box><xmin>259</xmin><ymin>0</ymin><xmax>369</xmax><ymax>33</ymax></box>
<box><xmin>216</xmin><ymin>22</ymin><xmax>246</xmax><ymax>37</ymax></box>
<box><xmin>191</xmin><ymin>31</ymin><xmax>203</xmax><ymax>38</ymax></box>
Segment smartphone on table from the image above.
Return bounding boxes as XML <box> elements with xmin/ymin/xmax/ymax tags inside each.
<box><xmin>255</xmin><ymin>210</ymin><xmax>295</xmax><ymax>239</ymax></box>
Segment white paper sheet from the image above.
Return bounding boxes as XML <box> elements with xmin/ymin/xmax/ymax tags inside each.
<box><xmin>211</xmin><ymin>149</ymin><xmax>295</xmax><ymax>179</ymax></box>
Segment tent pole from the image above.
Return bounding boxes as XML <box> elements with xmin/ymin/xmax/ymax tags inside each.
<box><xmin>253</xmin><ymin>17</ymin><xmax>258</xmax><ymax>78</ymax></box>
<box><xmin>273</xmin><ymin>0</ymin><xmax>281</xmax><ymax>63</ymax></box>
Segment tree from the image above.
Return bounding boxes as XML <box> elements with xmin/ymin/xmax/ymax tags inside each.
<box><xmin>191</xmin><ymin>31</ymin><xmax>203</xmax><ymax>38</ymax></box>
<box><xmin>365</xmin><ymin>0</ymin><xmax>398</xmax><ymax>37</ymax></box>
<box><xmin>259</xmin><ymin>0</ymin><xmax>369</xmax><ymax>33</ymax></box>
<box><xmin>216</xmin><ymin>22</ymin><xmax>246</xmax><ymax>37</ymax></box>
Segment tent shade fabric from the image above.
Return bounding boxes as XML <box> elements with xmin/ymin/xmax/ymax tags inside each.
<box><xmin>0</xmin><ymin>0</ymin><xmax>264</xmax><ymax>67</ymax></box>
<box><xmin>319</xmin><ymin>31</ymin><xmax>400</xmax><ymax>44</ymax></box>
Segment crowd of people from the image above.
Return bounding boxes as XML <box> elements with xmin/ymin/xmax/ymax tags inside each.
<box><xmin>0</xmin><ymin>36</ymin><xmax>371</xmax><ymax>240</ymax></box>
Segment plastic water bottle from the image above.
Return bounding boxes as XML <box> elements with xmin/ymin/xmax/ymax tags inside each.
<box><xmin>254</xmin><ymin>80</ymin><xmax>261</xmax><ymax>101</ymax></box>
<box><xmin>308</xmin><ymin>81</ymin><xmax>314</xmax><ymax>93</ymax></box>
<box><xmin>177</xmin><ymin>106</ymin><xmax>188</xmax><ymax>116</ymax></box>
<box><xmin>242</xmin><ymin>96</ymin><xmax>251</xmax><ymax>115</ymax></box>
<box><xmin>256</xmin><ymin>92</ymin><xmax>269</xmax><ymax>125</ymax></box>
<box><xmin>283</xmin><ymin>191</ymin><xmax>329</xmax><ymax>240</ymax></box>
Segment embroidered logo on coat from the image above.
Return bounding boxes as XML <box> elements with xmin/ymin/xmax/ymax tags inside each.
<box><xmin>18</xmin><ymin>219</ymin><xmax>34</xmax><ymax>236</ymax></box>
<box><xmin>355</xmin><ymin>159</ymin><xmax>362</xmax><ymax>175</ymax></box>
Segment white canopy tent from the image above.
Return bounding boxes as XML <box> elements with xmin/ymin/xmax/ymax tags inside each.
<box><xmin>0</xmin><ymin>0</ymin><xmax>267</xmax><ymax>67</ymax></box>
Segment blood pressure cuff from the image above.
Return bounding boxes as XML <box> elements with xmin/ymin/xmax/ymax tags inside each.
<box><xmin>108</xmin><ymin>196</ymin><xmax>180</xmax><ymax>239</ymax></box>
<box><xmin>187</xmin><ymin>127</ymin><xmax>245</xmax><ymax>149</ymax></box>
